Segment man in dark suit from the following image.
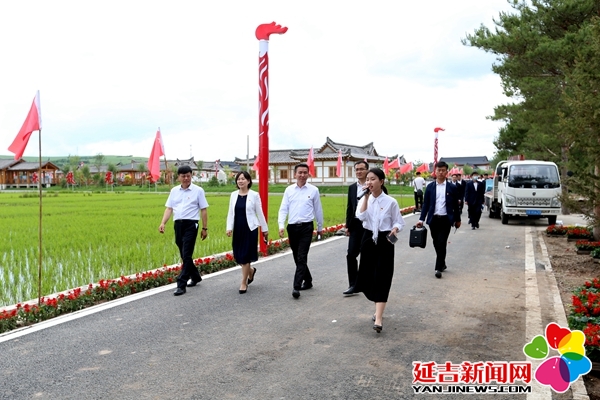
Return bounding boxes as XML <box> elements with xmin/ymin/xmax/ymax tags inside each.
<box><xmin>451</xmin><ymin>172</ymin><xmax>466</xmax><ymax>215</ymax></box>
<box><xmin>416</xmin><ymin>161</ymin><xmax>462</xmax><ymax>279</ymax></box>
<box><xmin>344</xmin><ymin>161</ymin><xmax>368</xmax><ymax>295</ymax></box>
<box><xmin>464</xmin><ymin>172</ymin><xmax>485</xmax><ymax>229</ymax></box>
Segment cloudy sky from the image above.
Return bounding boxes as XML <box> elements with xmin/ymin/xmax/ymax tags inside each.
<box><xmin>0</xmin><ymin>0</ymin><xmax>513</xmax><ymax>164</ymax></box>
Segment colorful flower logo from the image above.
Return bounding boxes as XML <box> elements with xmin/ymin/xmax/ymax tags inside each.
<box><xmin>523</xmin><ymin>322</ymin><xmax>591</xmax><ymax>393</ymax></box>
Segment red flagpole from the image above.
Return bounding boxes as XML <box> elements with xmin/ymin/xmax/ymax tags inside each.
<box><xmin>256</xmin><ymin>22</ymin><xmax>287</xmax><ymax>254</ymax></box>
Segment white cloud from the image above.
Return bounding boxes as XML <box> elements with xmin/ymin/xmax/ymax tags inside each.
<box><xmin>0</xmin><ymin>0</ymin><xmax>514</xmax><ymax>163</ymax></box>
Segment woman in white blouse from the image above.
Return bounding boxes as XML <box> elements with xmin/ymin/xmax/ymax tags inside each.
<box><xmin>355</xmin><ymin>168</ymin><xmax>405</xmax><ymax>333</ymax></box>
<box><xmin>226</xmin><ymin>171</ymin><xmax>269</xmax><ymax>294</ymax></box>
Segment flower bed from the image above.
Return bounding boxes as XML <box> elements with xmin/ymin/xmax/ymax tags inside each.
<box><xmin>401</xmin><ymin>206</ymin><xmax>416</xmax><ymax>216</ymax></box>
<box><xmin>567</xmin><ymin>227</ymin><xmax>594</xmax><ymax>240</ymax></box>
<box><xmin>546</xmin><ymin>224</ymin><xmax>569</xmax><ymax>236</ymax></box>
<box><xmin>0</xmin><ymin>223</ymin><xmax>345</xmax><ymax>334</ymax></box>
<box><xmin>569</xmin><ymin>279</ymin><xmax>600</xmax><ymax>362</ymax></box>
<box><xmin>575</xmin><ymin>241</ymin><xmax>600</xmax><ymax>252</ymax></box>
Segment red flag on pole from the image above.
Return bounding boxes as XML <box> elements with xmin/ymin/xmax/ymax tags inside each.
<box><xmin>383</xmin><ymin>157</ymin><xmax>389</xmax><ymax>175</ymax></box>
<box><xmin>8</xmin><ymin>91</ymin><xmax>41</xmax><ymax>160</ymax></box>
<box><xmin>252</xmin><ymin>153</ymin><xmax>260</xmax><ymax>172</ymax></box>
<box><xmin>400</xmin><ymin>162</ymin><xmax>413</xmax><ymax>174</ymax></box>
<box><xmin>416</xmin><ymin>163</ymin><xmax>429</xmax><ymax>173</ymax></box>
<box><xmin>307</xmin><ymin>147</ymin><xmax>315</xmax><ymax>176</ymax></box>
<box><xmin>147</xmin><ymin>129</ymin><xmax>165</xmax><ymax>183</ymax></box>
<box><xmin>336</xmin><ymin>149</ymin><xmax>342</xmax><ymax>177</ymax></box>
<box><xmin>388</xmin><ymin>157</ymin><xmax>399</xmax><ymax>169</ymax></box>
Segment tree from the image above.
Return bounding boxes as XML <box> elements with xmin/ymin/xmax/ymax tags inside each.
<box><xmin>558</xmin><ymin>17</ymin><xmax>600</xmax><ymax>238</ymax></box>
<box><xmin>138</xmin><ymin>163</ymin><xmax>148</xmax><ymax>186</ymax></box>
<box><xmin>464</xmin><ymin>0</ymin><xmax>600</xmax><ymax>217</ymax></box>
<box><xmin>93</xmin><ymin>153</ymin><xmax>105</xmax><ymax>186</ymax></box>
<box><xmin>81</xmin><ymin>165</ymin><xmax>91</xmax><ymax>187</ymax></box>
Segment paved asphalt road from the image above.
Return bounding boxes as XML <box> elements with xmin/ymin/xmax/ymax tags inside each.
<box><xmin>0</xmin><ymin>212</ymin><xmax>587</xmax><ymax>399</ymax></box>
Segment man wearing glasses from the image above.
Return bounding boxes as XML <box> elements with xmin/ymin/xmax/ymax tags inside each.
<box><xmin>343</xmin><ymin>161</ymin><xmax>369</xmax><ymax>295</ymax></box>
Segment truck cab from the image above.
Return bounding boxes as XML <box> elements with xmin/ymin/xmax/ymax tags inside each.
<box><xmin>486</xmin><ymin>160</ymin><xmax>561</xmax><ymax>225</ymax></box>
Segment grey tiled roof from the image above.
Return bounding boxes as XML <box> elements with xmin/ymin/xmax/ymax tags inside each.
<box><xmin>439</xmin><ymin>156</ymin><xmax>489</xmax><ymax>165</ymax></box>
<box><xmin>0</xmin><ymin>159</ymin><xmax>19</xmax><ymax>170</ymax></box>
<box><xmin>7</xmin><ymin>161</ymin><xmax>59</xmax><ymax>171</ymax></box>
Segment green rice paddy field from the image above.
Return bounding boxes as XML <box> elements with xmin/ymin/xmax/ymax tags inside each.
<box><xmin>0</xmin><ymin>190</ymin><xmax>413</xmax><ymax>306</ymax></box>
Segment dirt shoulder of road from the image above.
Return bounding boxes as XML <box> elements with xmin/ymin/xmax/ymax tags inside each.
<box><xmin>544</xmin><ymin>234</ymin><xmax>600</xmax><ymax>400</ymax></box>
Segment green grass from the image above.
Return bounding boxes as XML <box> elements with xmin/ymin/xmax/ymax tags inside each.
<box><xmin>0</xmin><ymin>190</ymin><xmax>414</xmax><ymax>307</ymax></box>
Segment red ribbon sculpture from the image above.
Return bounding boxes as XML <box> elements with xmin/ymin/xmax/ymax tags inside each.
<box><xmin>256</xmin><ymin>22</ymin><xmax>287</xmax><ymax>253</ymax></box>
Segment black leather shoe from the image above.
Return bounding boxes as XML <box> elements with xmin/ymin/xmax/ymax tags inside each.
<box><xmin>299</xmin><ymin>283</ymin><xmax>313</xmax><ymax>291</ymax></box>
<box><xmin>187</xmin><ymin>278</ymin><xmax>201</xmax><ymax>287</ymax></box>
<box><xmin>373</xmin><ymin>324</ymin><xmax>382</xmax><ymax>333</ymax></box>
<box><xmin>239</xmin><ymin>288</ymin><xmax>247</xmax><ymax>294</ymax></box>
<box><xmin>343</xmin><ymin>286</ymin><xmax>355</xmax><ymax>295</ymax></box>
<box><xmin>174</xmin><ymin>288</ymin><xmax>186</xmax><ymax>296</ymax></box>
<box><xmin>435</xmin><ymin>270</ymin><xmax>442</xmax><ymax>279</ymax></box>
<box><xmin>442</xmin><ymin>265</ymin><xmax>447</xmax><ymax>271</ymax></box>
<box><xmin>247</xmin><ymin>267</ymin><xmax>257</xmax><ymax>285</ymax></box>
<box><xmin>292</xmin><ymin>289</ymin><xmax>300</xmax><ymax>299</ymax></box>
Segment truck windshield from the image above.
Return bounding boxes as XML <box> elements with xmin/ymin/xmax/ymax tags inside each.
<box><xmin>508</xmin><ymin>165</ymin><xmax>560</xmax><ymax>188</ymax></box>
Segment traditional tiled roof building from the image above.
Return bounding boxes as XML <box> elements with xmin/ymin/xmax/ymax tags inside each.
<box><xmin>236</xmin><ymin>137</ymin><xmax>403</xmax><ymax>184</ymax></box>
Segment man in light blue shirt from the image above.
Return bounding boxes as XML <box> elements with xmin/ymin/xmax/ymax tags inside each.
<box><xmin>278</xmin><ymin>163</ymin><xmax>323</xmax><ymax>299</ymax></box>
<box><xmin>159</xmin><ymin>165</ymin><xmax>209</xmax><ymax>296</ymax></box>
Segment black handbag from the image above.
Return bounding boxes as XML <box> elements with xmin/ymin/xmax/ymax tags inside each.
<box><xmin>409</xmin><ymin>225</ymin><xmax>427</xmax><ymax>248</ymax></box>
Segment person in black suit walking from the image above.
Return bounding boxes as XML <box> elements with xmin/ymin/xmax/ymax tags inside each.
<box><xmin>344</xmin><ymin>161</ymin><xmax>369</xmax><ymax>296</ymax></box>
<box><xmin>451</xmin><ymin>172</ymin><xmax>466</xmax><ymax>215</ymax></box>
<box><xmin>464</xmin><ymin>172</ymin><xmax>485</xmax><ymax>229</ymax></box>
<box><xmin>416</xmin><ymin>161</ymin><xmax>461</xmax><ymax>279</ymax></box>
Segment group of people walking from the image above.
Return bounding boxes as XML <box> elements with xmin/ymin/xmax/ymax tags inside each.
<box><xmin>158</xmin><ymin>161</ymin><xmax>474</xmax><ymax>334</ymax></box>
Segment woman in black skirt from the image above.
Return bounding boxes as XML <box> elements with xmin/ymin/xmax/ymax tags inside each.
<box><xmin>226</xmin><ymin>171</ymin><xmax>269</xmax><ymax>293</ymax></box>
<box><xmin>355</xmin><ymin>168</ymin><xmax>405</xmax><ymax>333</ymax></box>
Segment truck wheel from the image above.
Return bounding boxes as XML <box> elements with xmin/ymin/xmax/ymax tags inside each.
<box><xmin>548</xmin><ymin>216</ymin><xmax>557</xmax><ymax>226</ymax></box>
<box><xmin>501</xmin><ymin>210</ymin><xmax>509</xmax><ymax>225</ymax></box>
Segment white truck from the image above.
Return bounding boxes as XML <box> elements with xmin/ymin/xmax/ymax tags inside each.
<box><xmin>485</xmin><ymin>160</ymin><xmax>561</xmax><ymax>225</ymax></box>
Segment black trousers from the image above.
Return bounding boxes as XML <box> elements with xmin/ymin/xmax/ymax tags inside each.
<box><xmin>429</xmin><ymin>215</ymin><xmax>452</xmax><ymax>271</ymax></box>
<box><xmin>287</xmin><ymin>222</ymin><xmax>314</xmax><ymax>290</ymax></box>
<box><xmin>414</xmin><ymin>191</ymin><xmax>423</xmax><ymax>210</ymax></box>
<box><xmin>174</xmin><ymin>219</ymin><xmax>202</xmax><ymax>289</ymax></box>
<box><xmin>468</xmin><ymin>204</ymin><xmax>482</xmax><ymax>227</ymax></box>
<box><xmin>346</xmin><ymin>219</ymin><xmax>365</xmax><ymax>287</ymax></box>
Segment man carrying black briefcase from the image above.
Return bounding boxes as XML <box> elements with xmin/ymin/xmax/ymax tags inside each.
<box><xmin>409</xmin><ymin>225</ymin><xmax>427</xmax><ymax>248</ymax></box>
<box><xmin>416</xmin><ymin>161</ymin><xmax>461</xmax><ymax>279</ymax></box>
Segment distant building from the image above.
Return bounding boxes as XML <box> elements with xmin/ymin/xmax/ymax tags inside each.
<box><xmin>439</xmin><ymin>156</ymin><xmax>490</xmax><ymax>171</ymax></box>
<box><xmin>236</xmin><ymin>137</ymin><xmax>404</xmax><ymax>184</ymax></box>
<box><xmin>0</xmin><ymin>158</ymin><xmax>60</xmax><ymax>189</ymax></box>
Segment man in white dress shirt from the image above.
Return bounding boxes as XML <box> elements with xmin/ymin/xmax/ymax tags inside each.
<box><xmin>159</xmin><ymin>165</ymin><xmax>209</xmax><ymax>296</ymax></box>
<box><xmin>412</xmin><ymin>171</ymin><xmax>426</xmax><ymax>212</ymax></box>
<box><xmin>278</xmin><ymin>163</ymin><xmax>324</xmax><ymax>299</ymax></box>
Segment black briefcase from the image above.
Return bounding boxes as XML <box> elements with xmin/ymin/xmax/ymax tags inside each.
<box><xmin>409</xmin><ymin>226</ymin><xmax>427</xmax><ymax>248</ymax></box>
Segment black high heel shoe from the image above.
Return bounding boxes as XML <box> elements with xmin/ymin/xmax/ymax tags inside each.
<box><xmin>373</xmin><ymin>324</ymin><xmax>382</xmax><ymax>333</ymax></box>
<box><xmin>239</xmin><ymin>284</ymin><xmax>248</xmax><ymax>294</ymax></box>
<box><xmin>247</xmin><ymin>267</ymin><xmax>257</xmax><ymax>285</ymax></box>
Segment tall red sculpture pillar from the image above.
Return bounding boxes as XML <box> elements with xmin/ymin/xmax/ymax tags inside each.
<box><xmin>256</xmin><ymin>22</ymin><xmax>287</xmax><ymax>254</ymax></box>
<box><xmin>433</xmin><ymin>127</ymin><xmax>445</xmax><ymax>178</ymax></box>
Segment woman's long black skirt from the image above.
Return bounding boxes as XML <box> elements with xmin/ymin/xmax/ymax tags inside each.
<box><xmin>354</xmin><ymin>230</ymin><xmax>395</xmax><ymax>303</ymax></box>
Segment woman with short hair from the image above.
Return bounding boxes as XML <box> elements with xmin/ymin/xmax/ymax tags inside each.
<box><xmin>226</xmin><ymin>171</ymin><xmax>269</xmax><ymax>293</ymax></box>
